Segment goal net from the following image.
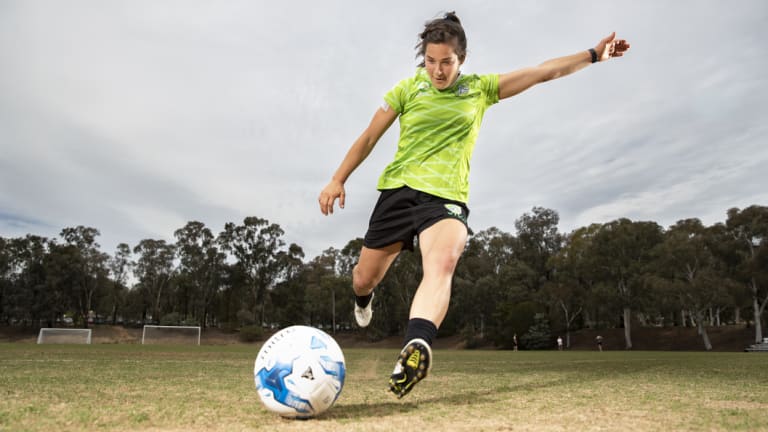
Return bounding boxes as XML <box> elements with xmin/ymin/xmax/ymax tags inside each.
<box><xmin>37</xmin><ymin>328</ymin><xmax>92</xmax><ymax>344</ymax></box>
<box><xmin>142</xmin><ymin>325</ymin><xmax>201</xmax><ymax>345</ymax></box>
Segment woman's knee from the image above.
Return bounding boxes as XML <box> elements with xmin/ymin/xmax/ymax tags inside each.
<box><xmin>419</xmin><ymin>219</ymin><xmax>467</xmax><ymax>276</ymax></box>
<box><xmin>352</xmin><ymin>244</ymin><xmax>401</xmax><ymax>294</ymax></box>
<box><xmin>424</xmin><ymin>249</ymin><xmax>462</xmax><ymax>277</ymax></box>
<box><xmin>352</xmin><ymin>264</ymin><xmax>376</xmax><ymax>294</ymax></box>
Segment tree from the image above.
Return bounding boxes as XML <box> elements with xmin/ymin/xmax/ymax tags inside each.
<box><xmin>59</xmin><ymin>226</ymin><xmax>110</xmax><ymax>327</ymax></box>
<box><xmin>216</xmin><ymin>262</ymin><xmax>249</xmax><ymax>328</ymax></box>
<box><xmin>303</xmin><ymin>252</ymin><xmax>338</xmax><ymax>330</ymax></box>
<box><xmin>337</xmin><ymin>238</ymin><xmax>364</xmax><ymax>276</ymax></box>
<box><xmin>106</xmin><ymin>243</ymin><xmax>131</xmax><ymax>324</ymax></box>
<box><xmin>653</xmin><ymin>219</ymin><xmax>731</xmax><ymax>350</ymax></box>
<box><xmin>520</xmin><ymin>312</ymin><xmax>553</xmax><ymax>349</ymax></box>
<box><xmin>590</xmin><ymin>219</ymin><xmax>664</xmax><ymax>349</ymax></box>
<box><xmin>44</xmin><ymin>242</ymin><xmax>86</xmax><ymax>326</ymax></box>
<box><xmin>133</xmin><ymin>239</ymin><xmax>176</xmax><ymax>323</ymax></box>
<box><xmin>174</xmin><ymin>221</ymin><xmax>226</xmax><ymax>327</ymax></box>
<box><xmin>726</xmin><ymin>205</ymin><xmax>768</xmax><ymax>343</ymax></box>
<box><xmin>513</xmin><ymin>207</ymin><xmax>564</xmax><ymax>292</ymax></box>
<box><xmin>704</xmin><ymin>223</ymin><xmax>747</xmax><ymax>327</ymax></box>
<box><xmin>541</xmin><ymin>279</ymin><xmax>582</xmax><ymax>349</ymax></box>
<box><xmin>453</xmin><ymin>228</ymin><xmax>505</xmax><ymax>340</ymax></box>
<box><xmin>269</xmin><ymin>243</ymin><xmax>307</xmax><ymax>327</ymax></box>
<box><xmin>374</xmin><ymin>247</ymin><xmax>422</xmax><ymax>338</ymax></box>
<box><xmin>489</xmin><ymin>301</ymin><xmax>539</xmax><ymax>349</ymax></box>
<box><xmin>546</xmin><ymin>225</ymin><xmax>604</xmax><ymax>347</ymax></box>
<box><xmin>453</xmin><ymin>227</ymin><xmax>532</xmax><ymax>345</ymax></box>
<box><xmin>0</xmin><ymin>237</ymin><xmax>10</xmax><ymax>323</ymax></box>
<box><xmin>218</xmin><ymin>217</ymin><xmax>288</xmax><ymax>326</ymax></box>
<box><xmin>4</xmin><ymin>236</ymin><xmax>54</xmax><ymax>326</ymax></box>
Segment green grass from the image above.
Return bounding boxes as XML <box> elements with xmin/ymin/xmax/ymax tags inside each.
<box><xmin>1</xmin><ymin>344</ymin><xmax>767</xmax><ymax>431</ymax></box>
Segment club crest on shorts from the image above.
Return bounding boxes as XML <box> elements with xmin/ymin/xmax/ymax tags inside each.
<box><xmin>444</xmin><ymin>204</ymin><xmax>463</xmax><ymax>218</ymax></box>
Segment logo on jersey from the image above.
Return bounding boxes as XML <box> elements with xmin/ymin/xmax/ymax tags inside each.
<box><xmin>456</xmin><ymin>84</ymin><xmax>469</xmax><ymax>96</ymax></box>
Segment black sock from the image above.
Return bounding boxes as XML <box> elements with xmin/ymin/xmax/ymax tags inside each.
<box><xmin>355</xmin><ymin>293</ymin><xmax>373</xmax><ymax>308</ymax></box>
<box><xmin>403</xmin><ymin>318</ymin><xmax>438</xmax><ymax>347</ymax></box>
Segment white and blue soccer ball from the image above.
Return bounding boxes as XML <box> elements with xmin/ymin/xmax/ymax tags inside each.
<box><xmin>253</xmin><ymin>325</ymin><xmax>346</xmax><ymax>418</ymax></box>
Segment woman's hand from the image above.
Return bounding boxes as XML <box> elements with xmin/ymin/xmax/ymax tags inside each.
<box><xmin>595</xmin><ymin>32</ymin><xmax>630</xmax><ymax>61</ymax></box>
<box><xmin>319</xmin><ymin>179</ymin><xmax>346</xmax><ymax>216</ymax></box>
<box><xmin>317</xmin><ymin>106</ymin><xmax>397</xmax><ymax>216</ymax></box>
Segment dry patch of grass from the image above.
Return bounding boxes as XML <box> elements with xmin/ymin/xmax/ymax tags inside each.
<box><xmin>1</xmin><ymin>345</ymin><xmax>767</xmax><ymax>431</ymax></box>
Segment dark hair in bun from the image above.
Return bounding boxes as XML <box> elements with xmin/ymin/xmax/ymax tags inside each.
<box><xmin>415</xmin><ymin>11</ymin><xmax>467</xmax><ymax>67</ymax></box>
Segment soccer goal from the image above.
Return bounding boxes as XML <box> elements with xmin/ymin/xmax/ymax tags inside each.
<box><xmin>37</xmin><ymin>328</ymin><xmax>92</xmax><ymax>344</ymax></box>
<box><xmin>141</xmin><ymin>325</ymin><xmax>201</xmax><ymax>345</ymax></box>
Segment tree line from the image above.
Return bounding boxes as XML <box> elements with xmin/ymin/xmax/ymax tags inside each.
<box><xmin>0</xmin><ymin>206</ymin><xmax>766</xmax><ymax>350</ymax></box>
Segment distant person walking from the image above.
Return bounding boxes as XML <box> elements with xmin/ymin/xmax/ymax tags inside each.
<box><xmin>513</xmin><ymin>333</ymin><xmax>518</xmax><ymax>352</ymax></box>
<box><xmin>557</xmin><ymin>336</ymin><xmax>563</xmax><ymax>351</ymax></box>
<box><xmin>319</xmin><ymin>11</ymin><xmax>630</xmax><ymax>398</ymax></box>
<box><xmin>596</xmin><ymin>335</ymin><xmax>604</xmax><ymax>352</ymax></box>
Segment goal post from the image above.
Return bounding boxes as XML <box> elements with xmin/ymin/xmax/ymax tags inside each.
<box><xmin>141</xmin><ymin>325</ymin><xmax>201</xmax><ymax>345</ymax></box>
<box><xmin>37</xmin><ymin>328</ymin><xmax>92</xmax><ymax>344</ymax></box>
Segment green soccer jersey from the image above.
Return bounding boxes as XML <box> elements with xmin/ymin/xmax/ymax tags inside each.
<box><xmin>377</xmin><ymin>68</ymin><xmax>499</xmax><ymax>203</ymax></box>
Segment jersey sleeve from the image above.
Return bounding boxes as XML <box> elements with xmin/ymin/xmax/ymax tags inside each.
<box><xmin>383</xmin><ymin>76</ymin><xmax>413</xmax><ymax>114</ymax></box>
<box><xmin>479</xmin><ymin>73</ymin><xmax>500</xmax><ymax>107</ymax></box>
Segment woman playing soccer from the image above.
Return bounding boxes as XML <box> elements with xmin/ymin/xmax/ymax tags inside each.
<box><xmin>318</xmin><ymin>12</ymin><xmax>629</xmax><ymax>398</ymax></box>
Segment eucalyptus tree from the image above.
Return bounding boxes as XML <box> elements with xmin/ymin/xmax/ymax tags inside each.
<box><xmin>323</xmin><ymin>270</ymin><xmax>353</xmax><ymax>333</ymax></box>
<box><xmin>653</xmin><ymin>219</ymin><xmax>731</xmax><ymax>350</ymax></box>
<box><xmin>316</xmin><ymin>238</ymin><xmax>420</xmax><ymax>338</ymax></box>
<box><xmin>512</xmin><ymin>207</ymin><xmax>564</xmax><ymax>293</ymax></box>
<box><xmin>5</xmin><ymin>236</ymin><xmax>50</xmax><ymax>325</ymax></box>
<box><xmin>60</xmin><ymin>226</ymin><xmax>110</xmax><ymax>327</ymax></box>
<box><xmin>726</xmin><ymin>205</ymin><xmax>768</xmax><ymax>343</ymax></box>
<box><xmin>590</xmin><ymin>219</ymin><xmax>664</xmax><ymax>349</ymax></box>
<box><xmin>303</xmin><ymin>266</ymin><xmax>326</xmax><ymax>328</ymax></box>
<box><xmin>44</xmin><ymin>242</ymin><xmax>88</xmax><ymax>326</ymax></box>
<box><xmin>0</xmin><ymin>237</ymin><xmax>10</xmax><ymax>323</ymax></box>
<box><xmin>320</xmin><ymin>239</ymin><xmax>365</xmax><ymax>330</ymax></box>
<box><xmin>277</xmin><ymin>244</ymin><xmax>306</xmax><ymax>287</ymax></box>
<box><xmin>268</xmin><ymin>243</ymin><xmax>306</xmax><ymax>327</ymax></box>
<box><xmin>106</xmin><ymin>243</ymin><xmax>131</xmax><ymax>324</ymax></box>
<box><xmin>289</xmin><ymin>240</ymin><xmax>363</xmax><ymax>330</ymax></box>
<box><xmin>705</xmin><ymin>223</ymin><xmax>748</xmax><ymax>326</ymax></box>
<box><xmin>338</xmin><ymin>238</ymin><xmax>364</xmax><ymax>276</ymax></box>
<box><xmin>216</xmin><ymin>261</ymin><xmax>249</xmax><ymax>326</ymax></box>
<box><xmin>174</xmin><ymin>221</ymin><xmax>227</xmax><ymax>327</ymax></box>
<box><xmin>121</xmin><ymin>284</ymin><xmax>153</xmax><ymax>324</ymax></box>
<box><xmin>549</xmin><ymin>224</ymin><xmax>605</xmax><ymax>333</ymax></box>
<box><xmin>546</xmin><ymin>225</ymin><xmax>606</xmax><ymax>348</ymax></box>
<box><xmin>453</xmin><ymin>227</ymin><xmax>531</xmax><ymax>345</ymax></box>
<box><xmin>272</xmin><ymin>261</ymin><xmax>311</xmax><ymax>327</ymax></box>
<box><xmin>374</xmin><ymin>246</ymin><xmax>422</xmax><ymax>338</ymax></box>
<box><xmin>218</xmin><ymin>217</ymin><xmax>289</xmax><ymax>326</ymax></box>
<box><xmin>453</xmin><ymin>228</ymin><xmax>507</xmax><ymax>337</ymax></box>
<box><xmin>133</xmin><ymin>239</ymin><xmax>177</xmax><ymax>323</ymax></box>
<box><xmin>303</xmin><ymin>248</ymin><xmax>349</xmax><ymax>331</ymax></box>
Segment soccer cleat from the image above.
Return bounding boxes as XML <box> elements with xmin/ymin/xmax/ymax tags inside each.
<box><xmin>388</xmin><ymin>338</ymin><xmax>432</xmax><ymax>399</ymax></box>
<box><xmin>354</xmin><ymin>292</ymin><xmax>374</xmax><ymax>328</ymax></box>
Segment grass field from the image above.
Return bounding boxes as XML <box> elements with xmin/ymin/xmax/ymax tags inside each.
<box><xmin>1</xmin><ymin>343</ymin><xmax>767</xmax><ymax>432</ymax></box>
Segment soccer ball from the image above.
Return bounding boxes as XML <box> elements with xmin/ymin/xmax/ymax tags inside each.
<box><xmin>253</xmin><ymin>325</ymin><xmax>346</xmax><ymax>418</ymax></box>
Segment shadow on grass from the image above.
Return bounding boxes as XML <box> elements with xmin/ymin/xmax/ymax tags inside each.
<box><xmin>323</xmin><ymin>375</ymin><xmax>575</xmax><ymax>420</ymax></box>
<box><xmin>322</xmin><ymin>357</ymin><xmax>663</xmax><ymax>421</ymax></box>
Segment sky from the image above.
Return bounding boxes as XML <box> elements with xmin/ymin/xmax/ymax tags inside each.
<box><xmin>1</xmin><ymin>0</ymin><xmax>766</xmax><ymax>261</ymax></box>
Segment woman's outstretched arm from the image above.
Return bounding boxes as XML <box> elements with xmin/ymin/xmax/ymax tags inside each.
<box><xmin>498</xmin><ymin>32</ymin><xmax>630</xmax><ymax>100</ymax></box>
<box><xmin>318</xmin><ymin>106</ymin><xmax>398</xmax><ymax>215</ymax></box>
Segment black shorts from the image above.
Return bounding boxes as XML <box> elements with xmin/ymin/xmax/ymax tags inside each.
<box><xmin>363</xmin><ymin>186</ymin><xmax>471</xmax><ymax>252</ymax></box>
